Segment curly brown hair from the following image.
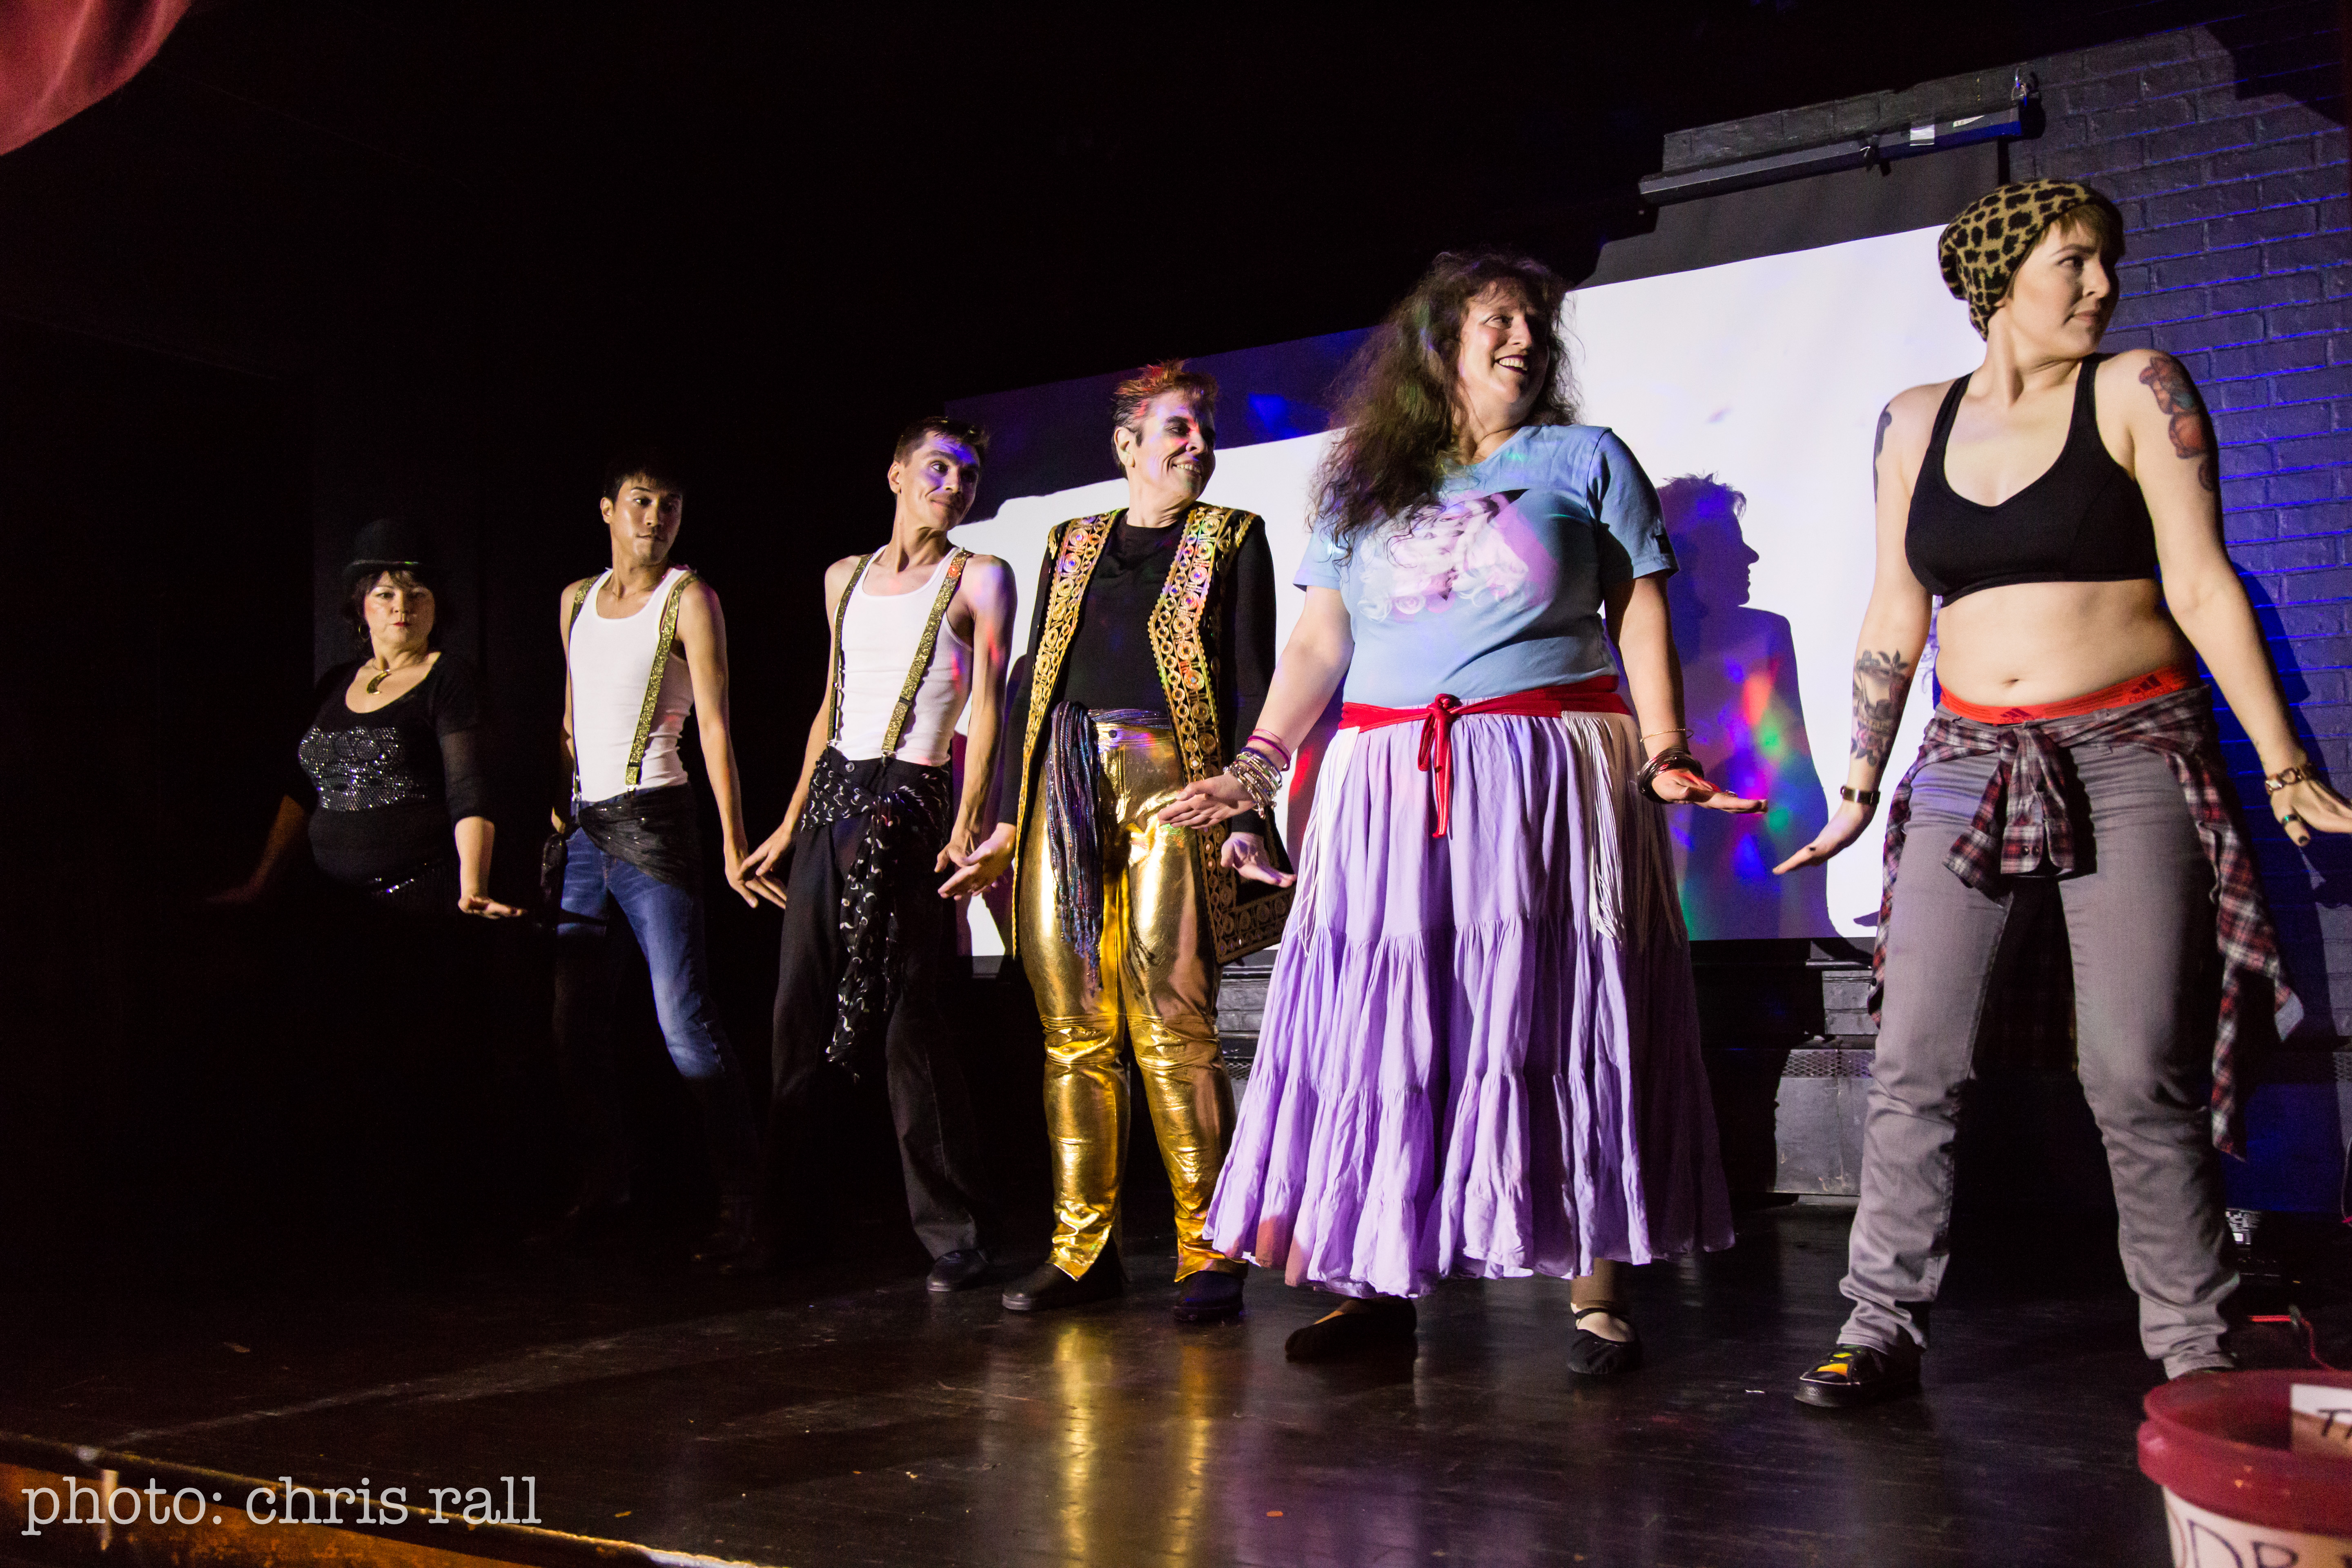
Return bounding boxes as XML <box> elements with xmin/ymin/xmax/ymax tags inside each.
<box><xmin>1315</xmin><ymin>251</ymin><xmax>1577</xmax><ymax>551</ymax></box>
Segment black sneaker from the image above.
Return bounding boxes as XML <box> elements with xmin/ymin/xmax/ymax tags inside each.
<box><xmin>1172</xmin><ymin>1269</ymin><xmax>1246</xmax><ymax>1324</ymax></box>
<box><xmin>690</xmin><ymin>1197</ymin><xmax>757</xmax><ymax>1268</ymax></box>
<box><xmin>1794</xmin><ymin>1342</ymin><xmax>1921</xmax><ymax>1408</ymax></box>
<box><xmin>926</xmin><ymin>1249</ymin><xmax>991</xmax><ymax>1293</ymax></box>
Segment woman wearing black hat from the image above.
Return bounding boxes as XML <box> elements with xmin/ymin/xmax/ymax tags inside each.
<box><xmin>216</xmin><ymin>519</ymin><xmax>522</xmax><ymax>918</ymax></box>
<box><xmin>1774</xmin><ymin>180</ymin><xmax>2352</xmax><ymax>1403</ymax></box>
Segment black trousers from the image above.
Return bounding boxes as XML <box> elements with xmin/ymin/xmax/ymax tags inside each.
<box><xmin>760</xmin><ymin>757</ymin><xmax>991</xmax><ymax>1258</ymax></box>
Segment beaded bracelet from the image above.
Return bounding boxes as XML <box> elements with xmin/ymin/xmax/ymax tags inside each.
<box><xmin>1246</xmin><ymin>731</ymin><xmax>1294</xmax><ymax>768</ymax></box>
<box><xmin>1636</xmin><ymin>748</ymin><xmax>1701</xmax><ymax>804</ymax></box>
<box><xmin>1225</xmin><ymin>748</ymin><xmax>1284</xmax><ymax>815</ymax></box>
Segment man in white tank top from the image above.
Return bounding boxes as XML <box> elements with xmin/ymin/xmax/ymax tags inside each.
<box><xmin>546</xmin><ymin>451</ymin><xmax>764</xmax><ymax>1258</ymax></box>
<box><xmin>733</xmin><ymin>418</ymin><xmax>1016</xmax><ymax>1289</ymax></box>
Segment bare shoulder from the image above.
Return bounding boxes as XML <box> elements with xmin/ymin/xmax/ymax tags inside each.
<box><xmin>821</xmin><ymin>553</ymin><xmax>863</xmax><ymax>613</ymax></box>
<box><xmin>557</xmin><ymin>575</ymin><xmax>597</xmax><ymax>637</ymax></box>
<box><xmin>1884</xmin><ymin>380</ymin><xmax>1953</xmax><ymax>442</ymax></box>
<box><xmin>675</xmin><ymin>576</ymin><xmax>724</xmax><ymax>624</ymax></box>
<box><xmin>2100</xmin><ymin>347</ymin><xmax>2202</xmax><ymax>411</ymax></box>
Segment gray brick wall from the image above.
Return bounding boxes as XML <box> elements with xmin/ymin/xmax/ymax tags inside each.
<box><xmin>2014</xmin><ymin>7</ymin><xmax>2352</xmax><ymax>1038</ymax></box>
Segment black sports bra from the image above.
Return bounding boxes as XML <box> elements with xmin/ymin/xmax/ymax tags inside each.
<box><xmin>1905</xmin><ymin>354</ymin><xmax>2158</xmax><ymax>604</ymax></box>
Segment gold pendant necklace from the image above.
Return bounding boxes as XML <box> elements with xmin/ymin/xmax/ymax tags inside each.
<box><xmin>364</xmin><ymin>658</ymin><xmax>409</xmax><ymax>695</ymax></box>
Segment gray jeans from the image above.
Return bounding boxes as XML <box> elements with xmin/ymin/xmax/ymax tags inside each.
<box><xmin>1840</xmin><ymin>735</ymin><xmax>2235</xmax><ymax>1376</ymax></box>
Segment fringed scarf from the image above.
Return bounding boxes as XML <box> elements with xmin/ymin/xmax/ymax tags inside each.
<box><xmin>1043</xmin><ymin>699</ymin><xmax>1106</xmax><ymax>983</ymax></box>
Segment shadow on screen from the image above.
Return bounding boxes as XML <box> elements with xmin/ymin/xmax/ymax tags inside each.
<box><xmin>1659</xmin><ymin>474</ymin><xmax>1834</xmax><ymax>939</ymax></box>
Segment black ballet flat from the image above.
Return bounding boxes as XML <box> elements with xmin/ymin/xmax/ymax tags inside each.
<box><xmin>1284</xmin><ymin>1297</ymin><xmax>1417</xmax><ymax>1362</ymax></box>
<box><xmin>1566</xmin><ymin>1303</ymin><xmax>1645</xmax><ymax>1378</ymax></box>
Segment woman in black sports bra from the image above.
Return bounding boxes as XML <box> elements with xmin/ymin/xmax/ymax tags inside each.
<box><xmin>1772</xmin><ymin>181</ymin><xmax>2352</xmax><ymax>1408</ymax></box>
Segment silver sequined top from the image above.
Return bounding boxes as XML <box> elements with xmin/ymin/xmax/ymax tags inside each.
<box><xmin>296</xmin><ymin>725</ymin><xmax>437</xmax><ymax>813</ymax></box>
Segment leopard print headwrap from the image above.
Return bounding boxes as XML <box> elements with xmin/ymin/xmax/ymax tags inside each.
<box><xmin>1937</xmin><ymin>180</ymin><xmax>2123</xmax><ymax>337</ymax></box>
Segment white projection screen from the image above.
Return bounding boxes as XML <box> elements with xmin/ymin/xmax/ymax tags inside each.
<box><xmin>949</xmin><ymin>160</ymin><xmax>1996</xmax><ymax>954</ymax></box>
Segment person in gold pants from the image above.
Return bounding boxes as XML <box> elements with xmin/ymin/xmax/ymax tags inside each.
<box><xmin>942</xmin><ymin>361</ymin><xmax>1291</xmax><ymax>1321</ymax></box>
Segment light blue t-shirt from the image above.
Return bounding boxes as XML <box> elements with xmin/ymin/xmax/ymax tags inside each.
<box><xmin>1297</xmin><ymin>423</ymin><xmax>1674</xmax><ymax>708</ymax></box>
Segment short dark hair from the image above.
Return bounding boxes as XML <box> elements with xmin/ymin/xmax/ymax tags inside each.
<box><xmin>2046</xmin><ymin>196</ymin><xmax>2126</xmax><ymax>264</ymax></box>
<box><xmin>342</xmin><ymin>565</ymin><xmax>441</xmax><ymax>648</ymax></box>
<box><xmin>892</xmin><ymin>416</ymin><xmax>989</xmax><ymax>466</ymax></box>
<box><xmin>1113</xmin><ymin>361</ymin><xmax>1218</xmax><ymax>437</ymax></box>
<box><xmin>601</xmin><ymin>448</ymin><xmax>686</xmax><ymax>501</ymax></box>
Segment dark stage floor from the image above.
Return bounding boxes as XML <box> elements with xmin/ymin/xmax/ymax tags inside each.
<box><xmin>0</xmin><ymin>1202</ymin><xmax>2261</xmax><ymax>1568</ymax></box>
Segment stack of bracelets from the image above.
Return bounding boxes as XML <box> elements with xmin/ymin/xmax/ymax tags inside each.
<box><xmin>1224</xmin><ymin>730</ymin><xmax>1291</xmax><ymax>816</ymax></box>
<box><xmin>1634</xmin><ymin>744</ymin><xmax>1701</xmax><ymax>804</ymax></box>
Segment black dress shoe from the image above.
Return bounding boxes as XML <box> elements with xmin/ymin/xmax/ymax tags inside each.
<box><xmin>528</xmin><ymin>1190</ymin><xmax>631</xmax><ymax>1250</ymax></box>
<box><xmin>1172</xmin><ymin>1269</ymin><xmax>1247</xmax><ymax>1323</ymax></box>
<box><xmin>926</xmin><ymin>1249</ymin><xmax>991</xmax><ymax>1293</ymax></box>
<box><xmin>1000</xmin><ymin>1249</ymin><xmax>1124</xmax><ymax>1312</ymax></box>
<box><xmin>1793</xmin><ymin>1342</ymin><xmax>1920</xmax><ymax>1408</ymax></box>
<box><xmin>1565</xmin><ymin>1303</ymin><xmax>1644</xmax><ymax>1379</ymax></box>
<box><xmin>716</xmin><ymin>1236</ymin><xmax>801</xmax><ymax>1278</ymax></box>
<box><xmin>691</xmin><ymin>1197</ymin><xmax>757</xmax><ymax>1268</ymax></box>
<box><xmin>1284</xmin><ymin>1296</ymin><xmax>1417</xmax><ymax>1361</ymax></box>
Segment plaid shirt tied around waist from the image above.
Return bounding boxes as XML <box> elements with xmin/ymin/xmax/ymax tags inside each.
<box><xmin>1872</xmin><ymin>683</ymin><xmax>2298</xmax><ymax>1155</ymax></box>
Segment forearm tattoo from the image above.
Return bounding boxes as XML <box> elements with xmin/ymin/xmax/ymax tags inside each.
<box><xmin>2138</xmin><ymin>354</ymin><xmax>2218</xmax><ymax>494</ymax></box>
<box><xmin>1851</xmin><ymin>649</ymin><xmax>1914</xmax><ymax>773</ymax></box>
<box><xmin>1871</xmin><ymin>403</ymin><xmax>1892</xmax><ymax>502</ymax></box>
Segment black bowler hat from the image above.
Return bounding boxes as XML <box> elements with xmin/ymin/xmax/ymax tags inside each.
<box><xmin>344</xmin><ymin>518</ymin><xmax>432</xmax><ymax>586</ymax></box>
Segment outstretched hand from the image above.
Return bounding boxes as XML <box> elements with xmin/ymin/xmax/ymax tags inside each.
<box><xmin>1650</xmin><ymin>763</ymin><xmax>1765</xmax><ymax>815</ymax></box>
<box><xmin>939</xmin><ymin>822</ymin><xmax>1016</xmax><ymax>899</ymax></box>
<box><xmin>1773</xmin><ymin>799</ymin><xmax>1874</xmax><ymax>875</ymax></box>
<box><xmin>2272</xmin><ymin>774</ymin><xmax>2352</xmax><ymax>849</ymax></box>
<box><xmin>460</xmin><ymin>892</ymin><xmax>529</xmax><ymax>919</ymax></box>
<box><xmin>740</xmin><ymin>822</ymin><xmax>793</xmax><ymax>909</ymax></box>
<box><xmin>1222</xmin><ymin>830</ymin><xmax>1294</xmax><ymax>887</ymax></box>
<box><xmin>1158</xmin><ymin>774</ymin><xmax>1254</xmax><ymax>829</ymax></box>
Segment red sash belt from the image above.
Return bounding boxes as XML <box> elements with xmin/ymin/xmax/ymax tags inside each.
<box><xmin>1339</xmin><ymin>676</ymin><xmax>1631</xmax><ymax>838</ymax></box>
<box><xmin>1940</xmin><ymin>664</ymin><xmax>2195</xmax><ymax>726</ymax></box>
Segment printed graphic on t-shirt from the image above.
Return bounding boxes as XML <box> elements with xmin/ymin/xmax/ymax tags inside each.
<box><xmin>1354</xmin><ymin>489</ymin><xmax>1535</xmax><ymax>621</ymax></box>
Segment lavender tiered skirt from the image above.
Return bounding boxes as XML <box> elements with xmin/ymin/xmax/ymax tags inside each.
<box><xmin>1204</xmin><ymin>712</ymin><xmax>1733</xmax><ymax>1298</ymax></box>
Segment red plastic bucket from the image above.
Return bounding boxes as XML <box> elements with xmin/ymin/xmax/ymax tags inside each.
<box><xmin>2138</xmin><ymin>1369</ymin><xmax>2352</xmax><ymax>1564</ymax></box>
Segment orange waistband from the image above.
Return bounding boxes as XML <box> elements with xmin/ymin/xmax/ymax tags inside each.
<box><xmin>1939</xmin><ymin>664</ymin><xmax>2196</xmax><ymax>725</ymax></box>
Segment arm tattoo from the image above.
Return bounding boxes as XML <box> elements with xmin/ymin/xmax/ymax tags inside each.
<box><xmin>1851</xmin><ymin>649</ymin><xmax>1914</xmax><ymax>773</ymax></box>
<box><xmin>1871</xmin><ymin>404</ymin><xmax>1892</xmax><ymax>502</ymax></box>
<box><xmin>2138</xmin><ymin>354</ymin><xmax>2218</xmax><ymax>494</ymax></box>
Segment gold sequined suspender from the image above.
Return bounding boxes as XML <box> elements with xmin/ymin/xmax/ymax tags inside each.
<box><xmin>561</xmin><ymin>576</ymin><xmax>599</xmax><ymax>805</ymax></box>
<box><xmin>623</xmin><ymin>570</ymin><xmax>698</xmax><ymax>791</ymax></box>
<box><xmin>880</xmin><ymin>549</ymin><xmax>970</xmax><ymax>756</ymax></box>
<box><xmin>826</xmin><ymin>553</ymin><xmax>877</xmax><ymax>746</ymax></box>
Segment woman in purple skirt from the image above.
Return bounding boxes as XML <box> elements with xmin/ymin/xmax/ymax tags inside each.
<box><xmin>1160</xmin><ymin>250</ymin><xmax>1757</xmax><ymax>1374</ymax></box>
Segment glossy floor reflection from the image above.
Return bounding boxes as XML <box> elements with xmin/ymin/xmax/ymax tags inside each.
<box><xmin>0</xmin><ymin>1204</ymin><xmax>2183</xmax><ymax>1567</ymax></box>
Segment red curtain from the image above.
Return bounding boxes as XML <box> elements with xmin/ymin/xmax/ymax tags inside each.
<box><xmin>0</xmin><ymin>0</ymin><xmax>192</xmax><ymax>157</ymax></box>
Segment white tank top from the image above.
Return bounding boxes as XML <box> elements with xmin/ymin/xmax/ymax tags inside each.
<box><xmin>569</xmin><ymin>566</ymin><xmax>695</xmax><ymax>803</ymax></box>
<box><xmin>832</xmin><ymin>553</ymin><xmax>970</xmax><ymax>768</ymax></box>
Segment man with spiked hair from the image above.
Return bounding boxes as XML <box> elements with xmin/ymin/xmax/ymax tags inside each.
<box><xmin>736</xmin><ymin>417</ymin><xmax>1015</xmax><ymax>1287</ymax></box>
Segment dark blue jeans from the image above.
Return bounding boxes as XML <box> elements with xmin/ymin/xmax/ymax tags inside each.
<box><xmin>551</xmin><ymin>827</ymin><xmax>760</xmax><ymax>1201</ymax></box>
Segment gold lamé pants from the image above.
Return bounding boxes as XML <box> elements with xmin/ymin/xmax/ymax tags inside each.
<box><xmin>1017</xmin><ymin>711</ymin><xmax>1244</xmax><ymax>1282</ymax></box>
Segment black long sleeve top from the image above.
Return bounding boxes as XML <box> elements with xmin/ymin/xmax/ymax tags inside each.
<box><xmin>291</xmin><ymin>653</ymin><xmax>489</xmax><ymax>887</ymax></box>
<box><xmin>995</xmin><ymin>514</ymin><xmax>1276</xmax><ymax>834</ymax></box>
